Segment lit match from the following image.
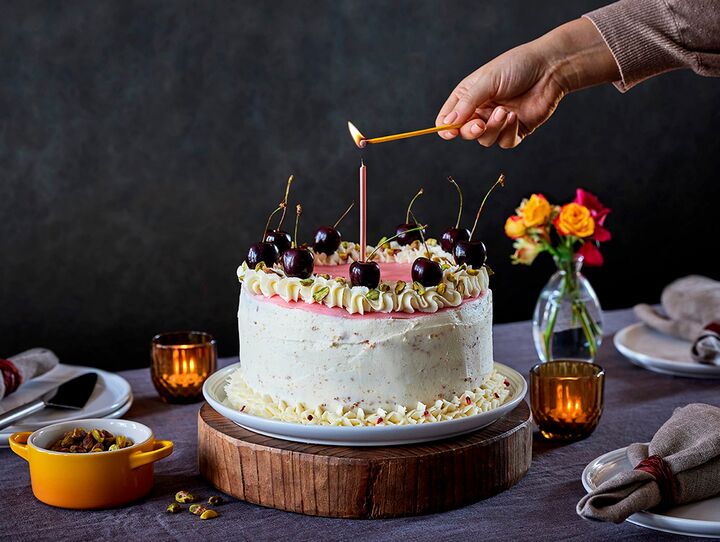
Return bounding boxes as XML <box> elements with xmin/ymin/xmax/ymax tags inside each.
<box><xmin>347</xmin><ymin>121</ymin><xmax>463</xmax><ymax>148</ymax></box>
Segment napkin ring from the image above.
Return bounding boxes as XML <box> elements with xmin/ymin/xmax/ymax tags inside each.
<box><xmin>0</xmin><ymin>357</ymin><xmax>21</xmax><ymax>397</ymax></box>
<box><xmin>634</xmin><ymin>455</ymin><xmax>676</xmax><ymax>507</ymax></box>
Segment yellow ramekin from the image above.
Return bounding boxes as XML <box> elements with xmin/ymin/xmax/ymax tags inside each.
<box><xmin>10</xmin><ymin>418</ymin><xmax>173</xmax><ymax>509</ymax></box>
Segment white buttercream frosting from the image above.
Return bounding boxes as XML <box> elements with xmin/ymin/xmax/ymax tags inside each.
<box><xmin>225</xmin><ymin>368</ymin><xmax>512</xmax><ymax>426</ymax></box>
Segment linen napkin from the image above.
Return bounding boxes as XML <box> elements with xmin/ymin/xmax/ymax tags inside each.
<box><xmin>577</xmin><ymin>403</ymin><xmax>720</xmax><ymax>523</ymax></box>
<box><xmin>0</xmin><ymin>348</ymin><xmax>59</xmax><ymax>399</ymax></box>
<box><xmin>635</xmin><ymin>275</ymin><xmax>720</xmax><ymax>363</ymax></box>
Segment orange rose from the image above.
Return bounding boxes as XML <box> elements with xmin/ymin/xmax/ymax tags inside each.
<box><xmin>554</xmin><ymin>203</ymin><xmax>595</xmax><ymax>238</ymax></box>
<box><xmin>520</xmin><ymin>194</ymin><xmax>551</xmax><ymax>227</ymax></box>
<box><xmin>504</xmin><ymin>215</ymin><xmax>526</xmax><ymax>239</ymax></box>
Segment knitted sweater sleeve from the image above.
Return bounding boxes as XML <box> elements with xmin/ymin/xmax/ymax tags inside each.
<box><xmin>584</xmin><ymin>0</ymin><xmax>720</xmax><ymax>91</ymax></box>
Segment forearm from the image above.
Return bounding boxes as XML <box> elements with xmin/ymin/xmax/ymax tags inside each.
<box><xmin>531</xmin><ymin>17</ymin><xmax>620</xmax><ymax>94</ymax></box>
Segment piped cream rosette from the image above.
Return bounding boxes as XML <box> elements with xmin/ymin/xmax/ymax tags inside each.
<box><xmin>237</xmin><ymin>239</ymin><xmax>490</xmax><ymax>315</ymax></box>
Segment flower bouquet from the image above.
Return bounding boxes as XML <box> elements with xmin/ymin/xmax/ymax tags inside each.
<box><xmin>505</xmin><ymin>189</ymin><xmax>611</xmax><ymax>361</ymax></box>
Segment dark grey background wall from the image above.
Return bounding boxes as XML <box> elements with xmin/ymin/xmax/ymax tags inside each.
<box><xmin>1</xmin><ymin>1</ymin><xmax>718</xmax><ymax>371</ymax></box>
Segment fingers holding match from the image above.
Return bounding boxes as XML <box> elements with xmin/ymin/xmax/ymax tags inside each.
<box><xmin>476</xmin><ymin>107</ymin><xmax>511</xmax><ymax>147</ymax></box>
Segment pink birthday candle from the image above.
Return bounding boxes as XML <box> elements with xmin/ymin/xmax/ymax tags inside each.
<box><xmin>359</xmin><ymin>159</ymin><xmax>367</xmax><ymax>261</ymax></box>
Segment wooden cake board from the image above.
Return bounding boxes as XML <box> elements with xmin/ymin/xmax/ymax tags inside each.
<box><xmin>198</xmin><ymin>401</ymin><xmax>532</xmax><ymax>519</ymax></box>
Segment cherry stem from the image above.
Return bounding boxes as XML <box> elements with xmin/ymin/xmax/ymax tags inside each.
<box><xmin>448</xmin><ymin>176</ymin><xmax>463</xmax><ymax>229</ymax></box>
<box><xmin>368</xmin><ymin>224</ymin><xmax>427</xmax><ymax>261</ymax></box>
<box><xmin>405</xmin><ymin>188</ymin><xmax>424</xmax><ymax>224</ymax></box>
<box><xmin>409</xmin><ymin>210</ymin><xmax>430</xmax><ymax>258</ymax></box>
<box><xmin>292</xmin><ymin>204</ymin><xmax>302</xmax><ymax>249</ymax></box>
<box><xmin>277</xmin><ymin>174</ymin><xmax>294</xmax><ymax>229</ymax></box>
<box><xmin>333</xmin><ymin>201</ymin><xmax>355</xmax><ymax>229</ymax></box>
<box><xmin>262</xmin><ymin>205</ymin><xmax>284</xmax><ymax>242</ymax></box>
<box><xmin>470</xmin><ymin>173</ymin><xmax>506</xmax><ymax>240</ymax></box>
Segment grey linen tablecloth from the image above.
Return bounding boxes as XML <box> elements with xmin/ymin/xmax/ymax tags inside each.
<box><xmin>2</xmin><ymin>308</ymin><xmax>718</xmax><ymax>542</ymax></box>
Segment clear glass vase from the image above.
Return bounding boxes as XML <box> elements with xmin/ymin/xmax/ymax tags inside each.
<box><xmin>532</xmin><ymin>256</ymin><xmax>603</xmax><ymax>362</ymax></box>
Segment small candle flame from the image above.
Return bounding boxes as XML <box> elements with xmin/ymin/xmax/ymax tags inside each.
<box><xmin>347</xmin><ymin>121</ymin><xmax>367</xmax><ymax>148</ymax></box>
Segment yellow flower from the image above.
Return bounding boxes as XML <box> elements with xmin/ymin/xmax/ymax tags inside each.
<box><xmin>554</xmin><ymin>203</ymin><xmax>595</xmax><ymax>238</ymax></box>
<box><xmin>504</xmin><ymin>215</ymin><xmax>526</xmax><ymax>239</ymax></box>
<box><xmin>511</xmin><ymin>237</ymin><xmax>543</xmax><ymax>265</ymax></box>
<box><xmin>520</xmin><ymin>194</ymin><xmax>552</xmax><ymax>227</ymax></box>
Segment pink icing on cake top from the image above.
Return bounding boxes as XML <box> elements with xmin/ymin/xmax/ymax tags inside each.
<box><xmin>251</xmin><ymin>261</ymin><xmax>484</xmax><ymax>319</ymax></box>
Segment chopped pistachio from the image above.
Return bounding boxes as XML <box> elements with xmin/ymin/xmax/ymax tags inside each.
<box><xmin>200</xmin><ymin>509</ymin><xmax>219</xmax><ymax>520</ymax></box>
<box><xmin>167</xmin><ymin>502</ymin><xmax>182</xmax><ymax>514</ymax></box>
<box><xmin>312</xmin><ymin>286</ymin><xmax>330</xmax><ymax>303</ymax></box>
<box><xmin>378</xmin><ymin>283</ymin><xmax>390</xmax><ymax>292</ymax></box>
<box><xmin>412</xmin><ymin>281</ymin><xmax>425</xmax><ymax>295</ymax></box>
<box><xmin>394</xmin><ymin>281</ymin><xmax>406</xmax><ymax>295</ymax></box>
<box><xmin>426</xmin><ymin>238</ymin><xmax>438</xmax><ymax>246</ymax></box>
<box><xmin>90</xmin><ymin>444</ymin><xmax>104</xmax><ymax>453</ymax></box>
<box><xmin>441</xmin><ymin>263</ymin><xmax>450</xmax><ymax>271</ymax></box>
<box><xmin>91</xmin><ymin>429</ymin><xmax>104</xmax><ymax>443</ymax></box>
<box><xmin>300</xmin><ymin>278</ymin><xmax>314</xmax><ymax>286</ymax></box>
<box><xmin>318</xmin><ymin>273</ymin><xmax>330</xmax><ymax>280</ymax></box>
<box><xmin>334</xmin><ymin>277</ymin><xmax>347</xmax><ymax>285</ymax></box>
<box><xmin>70</xmin><ymin>428</ymin><xmax>86</xmax><ymax>439</ymax></box>
<box><xmin>108</xmin><ymin>444</ymin><xmax>120</xmax><ymax>451</ymax></box>
<box><xmin>410</xmin><ymin>240</ymin><xmax>421</xmax><ymax>249</ymax></box>
<box><xmin>365</xmin><ymin>289</ymin><xmax>380</xmax><ymax>301</ymax></box>
<box><xmin>466</xmin><ymin>268</ymin><xmax>480</xmax><ymax>276</ymax></box>
<box><xmin>437</xmin><ymin>282</ymin><xmax>447</xmax><ymax>295</ymax></box>
<box><xmin>446</xmin><ymin>272</ymin><xmax>457</xmax><ymax>284</ymax></box>
<box><xmin>254</xmin><ymin>261</ymin><xmax>267</xmax><ymax>271</ymax></box>
<box><xmin>115</xmin><ymin>435</ymin><xmax>128</xmax><ymax>448</ymax></box>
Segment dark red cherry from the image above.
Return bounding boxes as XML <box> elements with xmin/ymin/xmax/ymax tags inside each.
<box><xmin>453</xmin><ymin>240</ymin><xmax>487</xmax><ymax>268</ymax></box>
<box><xmin>395</xmin><ymin>223</ymin><xmax>422</xmax><ymax>246</ymax></box>
<box><xmin>246</xmin><ymin>242</ymin><xmax>279</xmax><ymax>268</ymax></box>
<box><xmin>282</xmin><ymin>247</ymin><xmax>314</xmax><ymax>279</ymax></box>
<box><xmin>265</xmin><ymin>229</ymin><xmax>292</xmax><ymax>255</ymax></box>
<box><xmin>313</xmin><ymin>226</ymin><xmax>342</xmax><ymax>255</ymax></box>
<box><xmin>411</xmin><ymin>257</ymin><xmax>443</xmax><ymax>287</ymax></box>
<box><xmin>440</xmin><ymin>227</ymin><xmax>471</xmax><ymax>253</ymax></box>
<box><xmin>349</xmin><ymin>261</ymin><xmax>380</xmax><ymax>289</ymax></box>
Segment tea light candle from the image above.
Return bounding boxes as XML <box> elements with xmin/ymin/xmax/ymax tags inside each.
<box><xmin>151</xmin><ymin>332</ymin><xmax>217</xmax><ymax>404</ymax></box>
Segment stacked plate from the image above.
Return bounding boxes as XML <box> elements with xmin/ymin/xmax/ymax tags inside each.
<box><xmin>0</xmin><ymin>364</ymin><xmax>133</xmax><ymax>446</ymax></box>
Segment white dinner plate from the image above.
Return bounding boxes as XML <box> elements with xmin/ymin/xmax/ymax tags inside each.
<box><xmin>203</xmin><ymin>362</ymin><xmax>527</xmax><ymax>446</ymax></box>
<box><xmin>0</xmin><ymin>392</ymin><xmax>134</xmax><ymax>447</ymax></box>
<box><xmin>582</xmin><ymin>446</ymin><xmax>720</xmax><ymax>538</ymax></box>
<box><xmin>0</xmin><ymin>364</ymin><xmax>133</xmax><ymax>430</ymax></box>
<box><xmin>614</xmin><ymin>323</ymin><xmax>720</xmax><ymax>379</ymax></box>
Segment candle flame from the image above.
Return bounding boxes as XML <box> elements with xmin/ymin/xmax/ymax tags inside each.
<box><xmin>347</xmin><ymin>121</ymin><xmax>367</xmax><ymax>148</ymax></box>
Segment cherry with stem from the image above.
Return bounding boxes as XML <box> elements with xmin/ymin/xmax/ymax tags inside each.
<box><xmin>282</xmin><ymin>204</ymin><xmax>315</xmax><ymax>279</ymax></box>
<box><xmin>246</xmin><ymin>205</ymin><xmax>283</xmax><ymax>268</ymax></box>
<box><xmin>313</xmin><ymin>201</ymin><xmax>355</xmax><ymax>255</ymax></box>
<box><xmin>453</xmin><ymin>173</ymin><xmax>506</xmax><ymax>268</ymax></box>
<box><xmin>440</xmin><ymin>176</ymin><xmax>471</xmax><ymax>253</ymax></box>
<box><xmin>395</xmin><ymin>188</ymin><xmax>424</xmax><ymax>246</ymax></box>
<box><xmin>410</xmin><ymin>210</ymin><xmax>443</xmax><ymax>287</ymax></box>
<box><xmin>265</xmin><ymin>175</ymin><xmax>294</xmax><ymax>255</ymax></box>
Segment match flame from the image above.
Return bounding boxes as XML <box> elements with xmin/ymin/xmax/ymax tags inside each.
<box><xmin>347</xmin><ymin>121</ymin><xmax>367</xmax><ymax>148</ymax></box>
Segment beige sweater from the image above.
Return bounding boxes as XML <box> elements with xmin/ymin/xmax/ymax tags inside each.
<box><xmin>584</xmin><ymin>0</ymin><xmax>720</xmax><ymax>91</ymax></box>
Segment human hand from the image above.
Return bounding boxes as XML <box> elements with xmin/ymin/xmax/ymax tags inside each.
<box><xmin>436</xmin><ymin>18</ymin><xmax>618</xmax><ymax>148</ymax></box>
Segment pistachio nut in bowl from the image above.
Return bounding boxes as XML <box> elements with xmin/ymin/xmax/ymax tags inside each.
<box><xmin>9</xmin><ymin>418</ymin><xmax>173</xmax><ymax>509</ymax></box>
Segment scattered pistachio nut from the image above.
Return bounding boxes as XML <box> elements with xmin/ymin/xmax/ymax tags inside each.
<box><xmin>394</xmin><ymin>280</ymin><xmax>406</xmax><ymax>295</ymax></box>
<box><xmin>312</xmin><ymin>286</ymin><xmax>330</xmax><ymax>303</ymax></box>
<box><xmin>189</xmin><ymin>504</ymin><xmax>207</xmax><ymax>515</ymax></box>
<box><xmin>175</xmin><ymin>491</ymin><xmax>196</xmax><ymax>504</ymax></box>
<box><xmin>200</xmin><ymin>509</ymin><xmax>219</xmax><ymax>520</ymax></box>
<box><xmin>300</xmin><ymin>278</ymin><xmax>314</xmax><ymax>286</ymax></box>
<box><xmin>207</xmin><ymin>496</ymin><xmax>224</xmax><ymax>506</ymax></box>
<box><xmin>412</xmin><ymin>281</ymin><xmax>425</xmax><ymax>295</ymax></box>
<box><xmin>378</xmin><ymin>283</ymin><xmax>390</xmax><ymax>292</ymax></box>
<box><xmin>167</xmin><ymin>503</ymin><xmax>182</xmax><ymax>514</ymax></box>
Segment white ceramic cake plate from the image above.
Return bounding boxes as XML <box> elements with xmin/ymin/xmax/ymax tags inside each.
<box><xmin>614</xmin><ymin>323</ymin><xmax>720</xmax><ymax>378</ymax></box>
<box><xmin>582</xmin><ymin>446</ymin><xmax>720</xmax><ymax>538</ymax></box>
<box><xmin>203</xmin><ymin>362</ymin><xmax>527</xmax><ymax>446</ymax></box>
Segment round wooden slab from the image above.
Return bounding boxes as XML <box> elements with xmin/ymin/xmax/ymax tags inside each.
<box><xmin>198</xmin><ymin>401</ymin><xmax>532</xmax><ymax>519</ymax></box>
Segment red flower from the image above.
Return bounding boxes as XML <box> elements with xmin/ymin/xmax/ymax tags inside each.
<box><xmin>578</xmin><ymin>241</ymin><xmax>604</xmax><ymax>267</ymax></box>
<box><xmin>574</xmin><ymin>189</ymin><xmax>611</xmax><ymax>242</ymax></box>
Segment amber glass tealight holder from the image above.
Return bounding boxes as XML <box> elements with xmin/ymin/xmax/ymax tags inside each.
<box><xmin>151</xmin><ymin>331</ymin><xmax>217</xmax><ymax>404</ymax></box>
<box><xmin>530</xmin><ymin>360</ymin><xmax>605</xmax><ymax>441</ymax></box>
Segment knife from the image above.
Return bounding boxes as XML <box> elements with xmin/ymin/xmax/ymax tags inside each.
<box><xmin>0</xmin><ymin>372</ymin><xmax>98</xmax><ymax>430</ymax></box>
